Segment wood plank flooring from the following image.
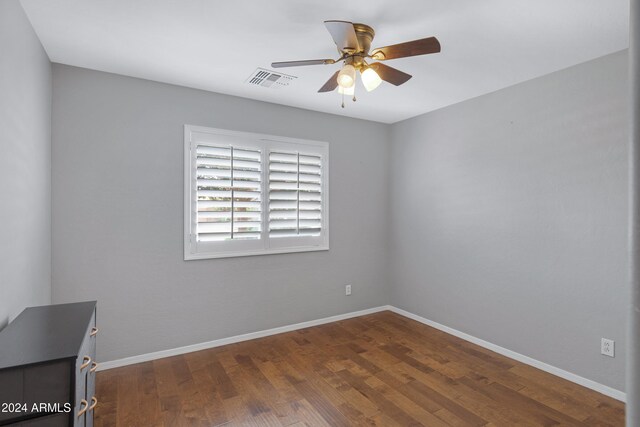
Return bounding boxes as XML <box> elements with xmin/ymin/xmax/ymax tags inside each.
<box><xmin>94</xmin><ymin>311</ymin><xmax>625</xmax><ymax>426</ymax></box>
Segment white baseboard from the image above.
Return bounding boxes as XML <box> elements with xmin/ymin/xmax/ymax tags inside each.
<box><xmin>97</xmin><ymin>306</ymin><xmax>392</xmax><ymax>371</ymax></box>
<box><xmin>98</xmin><ymin>304</ymin><xmax>626</xmax><ymax>402</ymax></box>
<box><xmin>387</xmin><ymin>306</ymin><xmax>626</xmax><ymax>402</ymax></box>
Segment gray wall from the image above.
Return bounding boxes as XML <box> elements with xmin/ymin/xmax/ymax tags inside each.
<box><xmin>51</xmin><ymin>65</ymin><xmax>391</xmax><ymax>362</ymax></box>
<box><xmin>390</xmin><ymin>51</ymin><xmax>629</xmax><ymax>391</ymax></box>
<box><xmin>0</xmin><ymin>0</ymin><xmax>52</xmax><ymax>327</ymax></box>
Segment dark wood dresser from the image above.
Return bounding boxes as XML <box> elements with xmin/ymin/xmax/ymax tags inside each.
<box><xmin>0</xmin><ymin>302</ymin><xmax>98</xmax><ymax>426</ymax></box>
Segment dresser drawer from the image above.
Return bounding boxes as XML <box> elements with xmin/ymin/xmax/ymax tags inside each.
<box><xmin>14</xmin><ymin>413</ymin><xmax>69</xmax><ymax>426</ymax></box>
<box><xmin>0</xmin><ymin>369</ymin><xmax>23</xmax><ymax>423</ymax></box>
<box><xmin>85</xmin><ymin>338</ymin><xmax>97</xmax><ymax>427</ymax></box>
<box><xmin>74</xmin><ymin>308</ymin><xmax>97</xmax><ymax>426</ymax></box>
<box><xmin>0</xmin><ymin>361</ymin><xmax>72</xmax><ymax>423</ymax></box>
<box><xmin>24</xmin><ymin>361</ymin><xmax>72</xmax><ymax>417</ymax></box>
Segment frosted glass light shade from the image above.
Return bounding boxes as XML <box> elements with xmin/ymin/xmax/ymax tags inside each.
<box><xmin>338</xmin><ymin>85</ymin><xmax>355</xmax><ymax>95</ymax></box>
<box><xmin>361</xmin><ymin>67</ymin><xmax>382</xmax><ymax>92</ymax></box>
<box><xmin>337</xmin><ymin>64</ymin><xmax>356</xmax><ymax>89</ymax></box>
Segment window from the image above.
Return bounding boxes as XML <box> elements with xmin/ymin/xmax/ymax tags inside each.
<box><xmin>184</xmin><ymin>125</ymin><xmax>329</xmax><ymax>260</ymax></box>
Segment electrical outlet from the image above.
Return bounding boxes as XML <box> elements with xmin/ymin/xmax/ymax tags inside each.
<box><xmin>345</xmin><ymin>285</ymin><xmax>352</xmax><ymax>296</ymax></box>
<box><xmin>601</xmin><ymin>338</ymin><xmax>615</xmax><ymax>357</ymax></box>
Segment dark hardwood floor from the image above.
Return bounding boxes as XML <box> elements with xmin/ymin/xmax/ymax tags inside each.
<box><xmin>95</xmin><ymin>311</ymin><xmax>624</xmax><ymax>426</ymax></box>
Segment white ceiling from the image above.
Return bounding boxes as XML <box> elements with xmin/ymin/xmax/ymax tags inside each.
<box><xmin>21</xmin><ymin>0</ymin><xmax>629</xmax><ymax>123</ymax></box>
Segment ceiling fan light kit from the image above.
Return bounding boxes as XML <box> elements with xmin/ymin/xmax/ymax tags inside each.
<box><xmin>337</xmin><ymin>63</ymin><xmax>357</xmax><ymax>88</ymax></box>
<box><xmin>338</xmin><ymin>84</ymin><xmax>355</xmax><ymax>95</ymax></box>
<box><xmin>361</xmin><ymin>66</ymin><xmax>382</xmax><ymax>92</ymax></box>
<box><xmin>271</xmin><ymin>20</ymin><xmax>441</xmax><ymax>108</ymax></box>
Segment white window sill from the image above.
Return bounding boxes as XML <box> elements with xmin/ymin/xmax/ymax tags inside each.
<box><xmin>184</xmin><ymin>245</ymin><xmax>329</xmax><ymax>261</ymax></box>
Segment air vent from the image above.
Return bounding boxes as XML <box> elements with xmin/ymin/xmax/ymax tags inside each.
<box><xmin>246</xmin><ymin>68</ymin><xmax>297</xmax><ymax>88</ymax></box>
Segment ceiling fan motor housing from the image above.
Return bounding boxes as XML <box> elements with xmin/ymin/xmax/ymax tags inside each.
<box><xmin>353</xmin><ymin>23</ymin><xmax>375</xmax><ymax>55</ymax></box>
<box><xmin>343</xmin><ymin>23</ymin><xmax>375</xmax><ymax>71</ymax></box>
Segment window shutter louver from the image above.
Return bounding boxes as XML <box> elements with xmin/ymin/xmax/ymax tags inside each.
<box><xmin>196</xmin><ymin>144</ymin><xmax>262</xmax><ymax>242</ymax></box>
<box><xmin>268</xmin><ymin>151</ymin><xmax>322</xmax><ymax>238</ymax></box>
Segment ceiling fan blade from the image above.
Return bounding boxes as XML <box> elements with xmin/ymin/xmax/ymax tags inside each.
<box><xmin>324</xmin><ymin>20</ymin><xmax>360</xmax><ymax>52</ymax></box>
<box><xmin>369</xmin><ymin>62</ymin><xmax>412</xmax><ymax>86</ymax></box>
<box><xmin>318</xmin><ymin>70</ymin><xmax>340</xmax><ymax>93</ymax></box>
<box><xmin>271</xmin><ymin>59</ymin><xmax>335</xmax><ymax>68</ymax></box>
<box><xmin>370</xmin><ymin>37</ymin><xmax>441</xmax><ymax>61</ymax></box>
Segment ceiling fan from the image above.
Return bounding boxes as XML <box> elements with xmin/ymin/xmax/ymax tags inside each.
<box><xmin>271</xmin><ymin>20</ymin><xmax>441</xmax><ymax>107</ymax></box>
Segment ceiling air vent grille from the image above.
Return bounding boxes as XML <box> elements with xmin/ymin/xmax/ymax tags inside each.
<box><xmin>245</xmin><ymin>68</ymin><xmax>296</xmax><ymax>88</ymax></box>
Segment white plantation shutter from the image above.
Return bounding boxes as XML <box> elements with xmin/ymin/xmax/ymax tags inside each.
<box><xmin>185</xmin><ymin>125</ymin><xmax>328</xmax><ymax>260</ymax></box>
<box><xmin>196</xmin><ymin>145</ymin><xmax>262</xmax><ymax>242</ymax></box>
<box><xmin>269</xmin><ymin>152</ymin><xmax>322</xmax><ymax>238</ymax></box>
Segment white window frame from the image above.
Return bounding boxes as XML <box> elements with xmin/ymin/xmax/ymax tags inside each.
<box><xmin>184</xmin><ymin>125</ymin><xmax>329</xmax><ymax>260</ymax></box>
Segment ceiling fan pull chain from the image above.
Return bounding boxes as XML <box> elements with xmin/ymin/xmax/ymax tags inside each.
<box><xmin>341</xmin><ymin>92</ymin><xmax>345</xmax><ymax>108</ymax></box>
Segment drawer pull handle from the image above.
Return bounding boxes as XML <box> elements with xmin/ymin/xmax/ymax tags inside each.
<box><xmin>89</xmin><ymin>397</ymin><xmax>98</xmax><ymax>411</ymax></box>
<box><xmin>90</xmin><ymin>327</ymin><xmax>99</xmax><ymax>337</ymax></box>
<box><xmin>90</xmin><ymin>361</ymin><xmax>99</xmax><ymax>373</ymax></box>
<box><xmin>80</xmin><ymin>356</ymin><xmax>91</xmax><ymax>370</ymax></box>
<box><xmin>78</xmin><ymin>399</ymin><xmax>88</xmax><ymax>417</ymax></box>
